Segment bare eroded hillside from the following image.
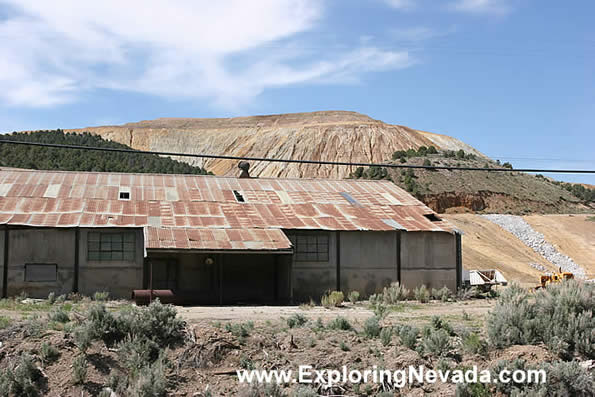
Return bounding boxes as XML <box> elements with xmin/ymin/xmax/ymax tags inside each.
<box><xmin>444</xmin><ymin>214</ymin><xmax>595</xmax><ymax>286</ymax></box>
<box><xmin>65</xmin><ymin>111</ymin><xmax>483</xmax><ymax>178</ymax></box>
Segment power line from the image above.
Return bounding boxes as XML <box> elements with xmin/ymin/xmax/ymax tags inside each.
<box><xmin>0</xmin><ymin>139</ymin><xmax>594</xmax><ymax>174</ymax></box>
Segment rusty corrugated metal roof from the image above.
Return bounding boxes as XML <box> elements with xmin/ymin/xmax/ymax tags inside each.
<box><xmin>145</xmin><ymin>227</ymin><xmax>292</xmax><ymax>251</ymax></box>
<box><xmin>0</xmin><ymin>168</ymin><xmax>454</xmax><ymax>250</ymax></box>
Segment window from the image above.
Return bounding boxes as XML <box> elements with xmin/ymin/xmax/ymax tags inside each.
<box><xmin>25</xmin><ymin>264</ymin><xmax>57</xmax><ymax>282</ymax></box>
<box><xmin>288</xmin><ymin>232</ymin><xmax>329</xmax><ymax>262</ymax></box>
<box><xmin>423</xmin><ymin>213</ymin><xmax>442</xmax><ymax>222</ymax></box>
<box><xmin>119</xmin><ymin>191</ymin><xmax>130</xmax><ymax>200</ymax></box>
<box><xmin>88</xmin><ymin>232</ymin><xmax>135</xmax><ymax>261</ymax></box>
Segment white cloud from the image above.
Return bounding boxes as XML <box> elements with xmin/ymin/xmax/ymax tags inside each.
<box><xmin>384</xmin><ymin>0</ymin><xmax>417</xmax><ymax>9</ymax></box>
<box><xmin>451</xmin><ymin>0</ymin><xmax>511</xmax><ymax>15</ymax></box>
<box><xmin>0</xmin><ymin>0</ymin><xmax>412</xmax><ymax>108</ymax></box>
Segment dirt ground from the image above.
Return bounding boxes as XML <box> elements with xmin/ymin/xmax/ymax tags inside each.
<box><xmin>176</xmin><ymin>299</ymin><xmax>495</xmax><ymax>328</ymax></box>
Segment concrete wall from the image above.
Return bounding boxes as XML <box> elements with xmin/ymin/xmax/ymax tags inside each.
<box><xmin>2</xmin><ymin>227</ymin><xmax>143</xmax><ymax>299</ymax></box>
<box><xmin>78</xmin><ymin>228</ymin><xmax>144</xmax><ymax>299</ymax></box>
<box><xmin>6</xmin><ymin>228</ymin><xmax>76</xmax><ymax>298</ymax></box>
<box><xmin>340</xmin><ymin>231</ymin><xmax>398</xmax><ymax>297</ymax></box>
<box><xmin>400</xmin><ymin>231</ymin><xmax>457</xmax><ymax>291</ymax></box>
<box><xmin>288</xmin><ymin>231</ymin><xmax>338</xmax><ymax>303</ymax></box>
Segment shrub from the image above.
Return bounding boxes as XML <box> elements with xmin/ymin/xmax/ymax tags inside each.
<box><xmin>0</xmin><ymin>315</ymin><xmax>11</xmax><ymax>329</ymax></box>
<box><xmin>73</xmin><ymin>325</ymin><xmax>93</xmax><ymax>353</ymax></box>
<box><xmin>48</xmin><ymin>307</ymin><xmax>69</xmax><ymax>323</ymax></box>
<box><xmin>461</xmin><ymin>332</ymin><xmax>487</xmax><ymax>355</ymax></box>
<box><xmin>487</xmin><ymin>281</ymin><xmax>594</xmax><ymax>359</ymax></box>
<box><xmin>327</xmin><ymin>316</ymin><xmax>352</xmax><ymax>331</ymax></box>
<box><xmin>86</xmin><ymin>303</ymin><xmax>124</xmax><ymax>344</ymax></box>
<box><xmin>432</xmin><ymin>286</ymin><xmax>451</xmax><ymax>302</ymax></box>
<box><xmin>455</xmin><ymin>382</ymin><xmax>492</xmax><ymax>397</ymax></box>
<box><xmin>339</xmin><ymin>341</ymin><xmax>350</xmax><ymax>351</ymax></box>
<box><xmin>380</xmin><ymin>327</ymin><xmax>393</xmax><ymax>346</ymax></box>
<box><xmin>239</xmin><ymin>355</ymin><xmax>254</xmax><ymax>370</ymax></box>
<box><xmin>292</xmin><ymin>386</ymin><xmax>318</xmax><ymax>397</ymax></box>
<box><xmin>117</xmin><ymin>336</ymin><xmax>160</xmax><ymax>375</ymax></box>
<box><xmin>47</xmin><ymin>292</ymin><xmax>56</xmax><ymax>305</ymax></box>
<box><xmin>93</xmin><ymin>291</ymin><xmax>110</xmax><ymax>301</ymax></box>
<box><xmin>348</xmin><ymin>291</ymin><xmax>360</xmax><ymax>304</ymax></box>
<box><xmin>224</xmin><ymin>322</ymin><xmax>254</xmax><ymax>339</ymax></box>
<box><xmin>72</xmin><ymin>355</ymin><xmax>87</xmax><ymax>385</ymax></box>
<box><xmin>398</xmin><ymin>325</ymin><xmax>419</xmax><ymax>349</ymax></box>
<box><xmin>1</xmin><ymin>353</ymin><xmax>43</xmax><ymax>396</ymax></box>
<box><xmin>125</xmin><ymin>300</ymin><xmax>186</xmax><ymax>347</ymax></box>
<box><xmin>490</xmin><ymin>359</ymin><xmax>593</xmax><ymax>396</ymax></box>
<box><xmin>363</xmin><ymin>316</ymin><xmax>381</xmax><ymax>338</ymax></box>
<box><xmin>423</xmin><ymin>159</ymin><xmax>432</xmax><ymax>167</ymax></box>
<box><xmin>414</xmin><ymin>285</ymin><xmax>430</xmax><ymax>303</ymax></box>
<box><xmin>382</xmin><ymin>282</ymin><xmax>409</xmax><ymax>304</ymax></box>
<box><xmin>321</xmin><ymin>291</ymin><xmax>344</xmax><ymax>308</ymax></box>
<box><xmin>371</xmin><ymin>302</ymin><xmax>388</xmax><ymax>318</ymax></box>
<box><xmin>287</xmin><ymin>314</ymin><xmax>308</xmax><ymax>329</ymax></box>
<box><xmin>422</xmin><ymin>328</ymin><xmax>451</xmax><ymax>357</ymax></box>
<box><xmin>23</xmin><ymin>316</ymin><xmax>46</xmax><ymax>338</ymax></box>
<box><xmin>431</xmin><ymin>316</ymin><xmax>455</xmax><ymax>336</ymax></box>
<box><xmin>40</xmin><ymin>342</ymin><xmax>60</xmax><ymax>365</ymax></box>
<box><xmin>126</xmin><ymin>357</ymin><xmax>168</xmax><ymax>397</ymax></box>
<box><xmin>55</xmin><ymin>294</ymin><xmax>66</xmax><ymax>304</ymax></box>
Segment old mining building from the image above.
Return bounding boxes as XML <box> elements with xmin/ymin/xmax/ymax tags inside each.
<box><xmin>0</xmin><ymin>167</ymin><xmax>462</xmax><ymax>303</ymax></box>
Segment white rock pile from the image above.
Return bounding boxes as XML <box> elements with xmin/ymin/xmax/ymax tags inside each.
<box><xmin>482</xmin><ymin>214</ymin><xmax>586</xmax><ymax>279</ymax></box>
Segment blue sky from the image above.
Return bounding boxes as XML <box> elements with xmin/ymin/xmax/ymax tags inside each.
<box><xmin>0</xmin><ymin>0</ymin><xmax>593</xmax><ymax>183</ymax></box>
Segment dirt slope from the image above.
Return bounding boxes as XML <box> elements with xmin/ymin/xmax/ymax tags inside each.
<box><xmin>524</xmin><ymin>214</ymin><xmax>595</xmax><ymax>279</ymax></box>
<box><xmin>65</xmin><ymin>111</ymin><xmax>484</xmax><ymax>179</ymax></box>
<box><xmin>443</xmin><ymin>214</ymin><xmax>555</xmax><ymax>286</ymax></box>
<box><xmin>444</xmin><ymin>214</ymin><xmax>595</xmax><ymax>285</ymax></box>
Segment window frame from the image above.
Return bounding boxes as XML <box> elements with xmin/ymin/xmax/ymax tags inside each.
<box><xmin>87</xmin><ymin>231</ymin><xmax>136</xmax><ymax>262</ymax></box>
<box><xmin>287</xmin><ymin>232</ymin><xmax>330</xmax><ymax>262</ymax></box>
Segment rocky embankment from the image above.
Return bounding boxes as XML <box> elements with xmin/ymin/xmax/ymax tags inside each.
<box><xmin>482</xmin><ymin>214</ymin><xmax>586</xmax><ymax>278</ymax></box>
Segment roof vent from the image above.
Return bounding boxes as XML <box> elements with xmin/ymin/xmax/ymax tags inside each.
<box><xmin>423</xmin><ymin>213</ymin><xmax>441</xmax><ymax>222</ymax></box>
<box><xmin>238</xmin><ymin>161</ymin><xmax>251</xmax><ymax>178</ymax></box>
<box><xmin>233</xmin><ymin>190</ymin><xmax>245</xmax><ymax>203</ymax></box>
<box><xmin>119</xmin><ymin>191</ymin><xmax>130</xmax><ymax>200</ymax></box>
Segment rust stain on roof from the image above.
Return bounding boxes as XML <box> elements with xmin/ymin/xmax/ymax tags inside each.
<box><xmin>0</xmin><ymin>168</ymin><xmax>454</xmax><ymax>250</ymax></box>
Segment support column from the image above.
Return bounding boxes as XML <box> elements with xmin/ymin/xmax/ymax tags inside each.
<box><xmin>218</xmin><ymin>254</ymin><xmax>223</xmax><ymax>305</ymax></box>
<box><xmin>455</xmin><ymin>232</ymin><xmax>462</xmax><ymax>289</ymax></box>
<box><xmin>2</xmin><ymin>226</ymin><xmax>8</xmax><ymax>298</ymax></box>
<box><xmin>336</xmin><ymin>231</ymin><xmax>341</xmax><ymax>292</ymax></box>
<box><xmin>396</xmin><ymin>231</ymin><xmax>402</xmax><ymax>284</ymax></box>
<box><xmin>73</xmin><ymin>228</ymin><xmax>80</xmax><ymax>293</ymax></box>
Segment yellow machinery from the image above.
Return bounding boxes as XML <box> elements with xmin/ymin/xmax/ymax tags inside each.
<box><xmin>537</xmin><ymin>268</ymin><xmax>574</xmax><ymax>289</ymax></box>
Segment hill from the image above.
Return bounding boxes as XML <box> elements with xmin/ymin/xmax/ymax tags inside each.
<box><xmin>0</xmin><ymin>130</ymin><xmax>210</xmax><ymax>175</ymax></box>
<box><xmin>11</xmin><ymin>110</ymin><xmax>594</xmax><ymax>214</ymax></box>
<box><xmin>64</xmin><ymin>111</ymin><xmax>483</xmax><ymax>178</ymax></box>
<box><xmin>350</xmin><ymin>149</ymin><xmax>593</xmax><ymax>214</ymax></box>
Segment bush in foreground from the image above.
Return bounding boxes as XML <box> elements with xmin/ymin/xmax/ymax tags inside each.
<box><xmin>487</xmin><ymin>281</ymin><xmax>594</xmax><ymax>359</ymax></box>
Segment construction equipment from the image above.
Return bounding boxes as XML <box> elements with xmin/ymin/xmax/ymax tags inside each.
<box><xmin>536</xmin><ymin>268</ymin><xmax>574</xmax><ymax>289</ymax></box>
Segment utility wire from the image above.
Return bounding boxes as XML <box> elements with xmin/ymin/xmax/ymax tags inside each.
<box><xmin>0</xmin><ymin>139</ymin><xmax>594</xmax><ymax>174</ymax></box>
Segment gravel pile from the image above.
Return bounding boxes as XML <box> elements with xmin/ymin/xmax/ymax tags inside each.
<box><xmin>482</xmin><ymin>214</ymin><xmax>586</xmax><ymax>279</ymax></box>
<box><xmin>529</xmin><ymin>263</ymin><xmax>547</xmax><ymax>272</ymax></box>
